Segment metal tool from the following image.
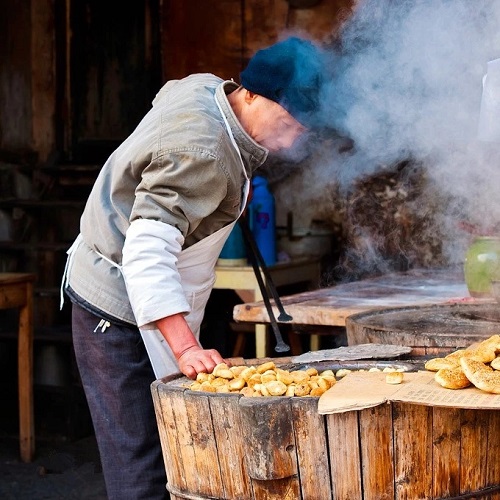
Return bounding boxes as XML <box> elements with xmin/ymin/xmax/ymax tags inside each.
<box><xmin>239</xmin><ymin>216</ymin><xmax>293</xmax><ymax>321</ymax></box>
<box><xmin>239</xmin><ymin>215</ymin><xmax>292</xmax><ymax>353</ymax></box>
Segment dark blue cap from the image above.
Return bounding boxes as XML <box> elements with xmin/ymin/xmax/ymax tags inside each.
<box><xmin>240</xmin><ymin>37</ymin><xmax>325</xmax><ymax>128</ymax></box>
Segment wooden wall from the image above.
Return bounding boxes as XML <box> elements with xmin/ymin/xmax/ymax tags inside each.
<box><xmin>0</xmin><ymin>0</ymin><xmax>355</xmax><ymax>167</ymax></box>
<box><xmin>161</xmin><ymin>0</ymin><xmax>355</xmax><ymax>82</ymax></box>
<box><xmin>67</xmin><ymin>0</ymin><xmax>162</xmax><ymax>162</ymax></box>
<box><xmin>0</xmin><ymin>0</ymin><xmax>56</xmax><ymax>165</ymax></box>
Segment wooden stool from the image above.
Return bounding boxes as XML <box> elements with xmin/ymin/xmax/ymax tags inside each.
<box><xmin>0</xmin><ymin>273</ymin><xmax>36</xmax><ymax>462</ymax></box>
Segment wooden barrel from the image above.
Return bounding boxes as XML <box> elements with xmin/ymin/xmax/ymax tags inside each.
<box><xmin>151</xmin><ymin>357</ymin><xmax>500</xmax><ymax>500</ymax></box>
<box><xmin>345</xmin><ymin>302</ymin><xmax>500</xmax><ymax>357</ymax></box>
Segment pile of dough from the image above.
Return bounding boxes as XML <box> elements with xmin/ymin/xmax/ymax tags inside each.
<box><xmin>189</xmin><ymin>361</ymin><xmax>337</xmax><ymax>397</ymax></box>
<box><xmin>189</xmin><ymin>362</ymin><xmax>406</xmax><ymax>397</ymax></box>
<box><xmin>425</xmin><ymin>335</ymin><xmax>500</xmax><ymax>393</ymax></box>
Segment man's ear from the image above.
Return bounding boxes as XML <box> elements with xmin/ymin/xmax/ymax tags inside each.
<box><xmin>244</xmin><ymin>90</ymin><xmax>259</xmax><ymax>104</ymax></box>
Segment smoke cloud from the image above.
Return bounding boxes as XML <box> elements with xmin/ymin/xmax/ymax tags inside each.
<box><xmin>273</xmin><ymin>0</ymin><xmax>500</xmax><ymax>271</ymax></box>
<box><xmin>323</xmin><ymin>0</ymin><xmax>499</xmax><ymax>162</ymax></box>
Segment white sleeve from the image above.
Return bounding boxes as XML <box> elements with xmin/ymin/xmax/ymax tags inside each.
<box><xmin>122</xmin><ymin>218</ymin><xmax>190</xmax><ymax>328</ymax></box>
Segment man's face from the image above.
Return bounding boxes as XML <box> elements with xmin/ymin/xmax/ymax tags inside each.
<box><xmin>243</xmin><ymin>94</ymin><xmax>307</xmax><ymax>153</ymax></box>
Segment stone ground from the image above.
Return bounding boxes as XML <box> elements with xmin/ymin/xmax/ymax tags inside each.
<box><xmin>0</xmin><ymin>434</ymin><xmax>107</xmax><ymax>500</ymax></box>
<box><xmin>1</xmin><ymin>365</ymin><xmax>107</xmax><ymax>500</ymax></box>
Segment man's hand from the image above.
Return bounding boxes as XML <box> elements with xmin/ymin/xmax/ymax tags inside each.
<box><xmin>155</xmin><ymin>312</ymin><xmax>226</xmax><ymax>379</ymax></box>
<box><xmin>177</xmin><ymin>345</ymin><xmax>226</xmax><ymax>380</ymax></box>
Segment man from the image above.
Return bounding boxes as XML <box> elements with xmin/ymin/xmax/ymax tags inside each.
<box><xmin>61</xmin><ymin>36</ymin><xmax>325</xmax><ymax>499</ymax></box>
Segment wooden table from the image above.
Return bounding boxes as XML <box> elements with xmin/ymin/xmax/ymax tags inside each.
<box><xmin>214</xmin><ymin>258</ymin><xmax>321</xmax><ymax>357</ymax></box>
<box><xmin>0</xmin><ymin>273</ymin><xmax>36</xmax><ymax>462</ymax></box>
<box><xmin>233</xmin><ymin>267</ymin><xmax>485</xmax><ymax>331</ymax></box>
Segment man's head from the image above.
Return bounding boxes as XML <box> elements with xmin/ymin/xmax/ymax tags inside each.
<box><xmin>240</xmin><ymin>37</ymin><xmax>325</xmax><ymax>130</ymax></box>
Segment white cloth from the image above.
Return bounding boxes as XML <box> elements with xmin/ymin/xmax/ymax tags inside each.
<box><xmin>122</xmin><ymin>219</ymin><xmax>189</xmax><ymax>328</ymax></box>
<box><xmin>478</xmin><ymin>57</ymin><xmax>500</xmax><ymax>142</ymax></box>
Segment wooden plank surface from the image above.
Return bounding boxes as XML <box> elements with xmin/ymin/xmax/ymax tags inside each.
<box><xmin>0</xmin><ymin>273</ymin><xmax>36</xmax><ymax>463</ymax></box>
<box><xmin>184</xmin><ymin>392</ymin><xmax>223</xmax><ymax>498</ymax></box>
<box><xmin>17</xmin><ymin>278</ymin><xmax>34</xmax><ymax>463</ymax></box>
<box><xmin>460</xmin><ymin>409</ymin><xmax>489</xmax><ymax>495</ymax></box>
<box><xmin>359</xmin><ymin>404</ymin><xmax>394</xmax><ymax>499</ymax></box>
<box><xmin>431</xmin><ymin>407</ymin><xmax>461</xmax><ymax>498</ymax></box>
<box><xmin>291</xmin><ymin>398</ymin><xmax>332</xmax><ymax>500</ymax></box>
<box><xmin>239</xmin><ymin>397</ymin><xmax>298</xmax><ymax>481</ymax></box>
<box><xmin>233</xmin><ymin>267</ymin><xmax>486</xmax><ymax>327</ymax></box>
<box><xmin>327</xmin><ymin>411</ymin><xmax>363</xmax><ymax>499</ymax></box>
<box><xmin>486</xmin><ymin>410</ymin><xmax>500</xmax><ymax>490</ymax></box>
<box><xmin>0</xmin><ymin>273</ymin><xmax>36</xmax><ymax>285</ymax></box>
<box><xmin>209</xmin><ymin>394</ymin><xmax>252</xmax><ymax>499</ymax></box>
<box><xmin>154</xmin><ymin>384</ymin><xmax>190</xmax><ymax>494</ymax></box>
<box><xmin>393</xmin><ymin>402</ymin><xmax>433</xmax><ymax>499</ymax></box>
<box><xmin>239</xmin><ymin>396</ymin><xmax>300</xmax><ymax>499</ymax></box>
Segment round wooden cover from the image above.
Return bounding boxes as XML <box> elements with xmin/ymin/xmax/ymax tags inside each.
<box><xmin>345</xmin><ymin>302</ymin><xmax>500</xmax><ymax>349</ymax></box>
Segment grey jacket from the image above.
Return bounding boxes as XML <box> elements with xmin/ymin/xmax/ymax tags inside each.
<box><xmin>65</xmin><ymin>73</ymin><xmax>268</xmax><ymax>324</ymax></box>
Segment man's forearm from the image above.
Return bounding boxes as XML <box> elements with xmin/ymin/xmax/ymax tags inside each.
<box><xmin>155</xmin><ymin>313</ymin><xmax>199</xmax><ymax>360</ymax></box>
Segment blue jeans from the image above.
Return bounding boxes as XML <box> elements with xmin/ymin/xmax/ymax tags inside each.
<box><xmin>72</xmin><ymin>303</ymin><xmax>169</xmax><ymax>500</ymax></box>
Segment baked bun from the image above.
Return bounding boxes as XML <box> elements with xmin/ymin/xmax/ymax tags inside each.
<box><xmin>480</xmin><ymin>334</ymin><xmax>500</xmax><ymax>351</ymax></box>
<box><xmin>385</xmin><ymin>371</ymin><xmax>404</xmax><ymax>385</ymax></box>
<box><xmin>491</xmin><ymin>356</ymin><xmax>500</xmax><ymax>371</ymax></box>
<box><xmin>425</xmin><ymin>335</ymin><xmax>500</xmax><ymax>394</ymax></box>
<box><xmin>444</xmin><ymin>349</ymin><xmax>467</xmax><ymax>362</ymax></box>
<box><xmin>460</xmin><ymin>357</ymin><xmax>500</xmax><ymax>394</ymax></box>
<box><xmin>462</xmin><ymin>346</ymin><xmax>497</xmax><ymax>364</ymax></box>
<box><xmin>434</xmin><ymin>367</ymin><xmax>471</xmax><ymax>390</ymax></box>
<box><xmin>460</xmin><ymin>334</ymin><xmax>500</xmax><ymax>363</ymax></box>
<box><xmin>424</xmin><ymin>358</ymin><xmax>459</xmax><ymax>372</ymax></box>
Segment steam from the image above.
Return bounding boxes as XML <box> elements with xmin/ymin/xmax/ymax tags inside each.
<box><xmin>322</xmin><ymin>0</ymin><xmax>500</xmax><ymax>164</ymax></box>
<box><xmin>273</xmin><ymin>0</ymin><xmax>500</xmax><ymax>271</ymax></box>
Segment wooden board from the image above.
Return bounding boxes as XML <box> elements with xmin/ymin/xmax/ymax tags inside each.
<box><xmin>233</xmin><ymin>267</ymin><xmax>490</xmax><ymax>327</ymax></box>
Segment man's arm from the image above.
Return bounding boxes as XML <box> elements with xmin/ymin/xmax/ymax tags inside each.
<box><xmin>155</xmin><ymin>313</ymin><xmax>225</xmax><ymax>379</ymax></box>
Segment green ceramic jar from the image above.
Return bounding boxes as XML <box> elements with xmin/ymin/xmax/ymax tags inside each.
<box><xmin>464</xmin><ymin>236</ymin><xmax>500</xmax><ymax>297</ymax></box>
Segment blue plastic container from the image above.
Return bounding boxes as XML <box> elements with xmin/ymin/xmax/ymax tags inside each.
<box><xmin>249</xmin><ymin>176</ymin><xmax>276</xmax><ymax>266</ymax></box>
<box><xmin>217</xmin><ymin>222</ymin><xmax>247</xmax><ymax>266</ymax></box>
